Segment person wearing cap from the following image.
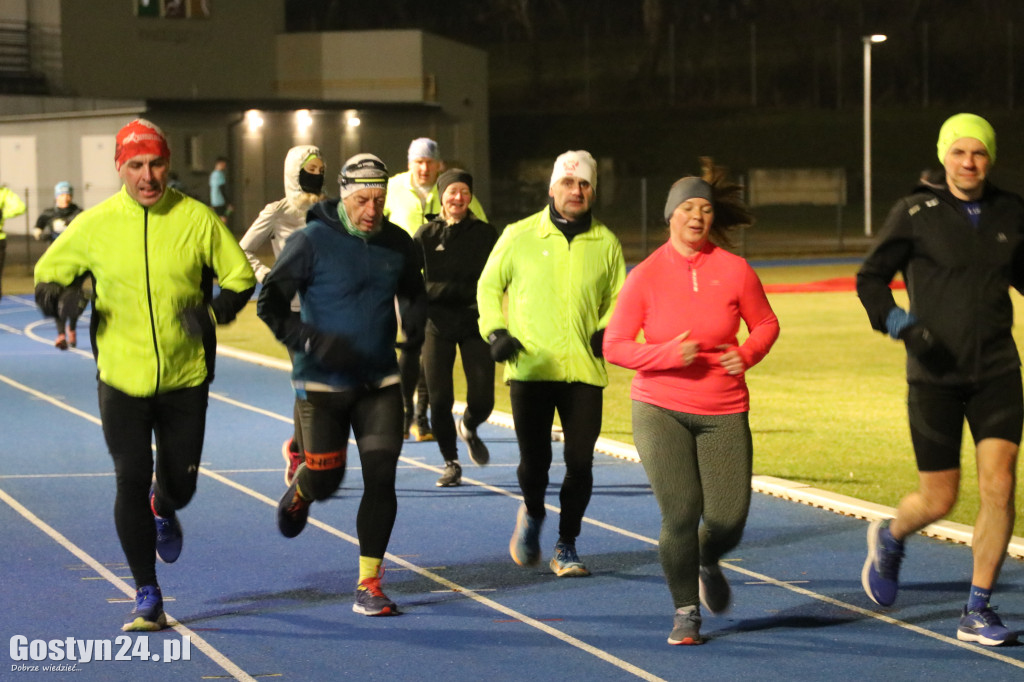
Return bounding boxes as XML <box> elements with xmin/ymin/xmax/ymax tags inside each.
<box><xmin>33</xmin><ymin>118</ymin><xmax>256</xmax><ymax>632</ymax></box>
<box><xmin>384</xmin><ymin>137</ymin><xmax>488</xmax><ymax>443</ymax></box>
<box><xmin>857</xmin><ymin>113</ymin><xmax>1024</xmax><ymax>646</ymax></box>
<box><xmin>477</xmin><ymin>149</ymin><xmax>625</xmax><ymax>578</ymax></box>
<box><xmin>33</xmin><ymin>181</ymin><xmax>85</xmax><ymax>349</ymax></box>
<box><xmin>239</xmin><ymin>145</ymin><xmax>327</xmax><ymax>486</ymax></box>
<box><xmin>412</xmin><ymin>169</ymin><xmax>498</xmax><ymax>487</ymax></box>
<box><xmin>604</xmin><ymin>160</ymin><xmax>779</xmax><ymax>645</ymax></box>
<box><xmin>257</xmin><ymin>153</ymin><xmax>426</xmax><ymax>617</ymax></box>
<box><xmin>0</xmin><ymin>182</ymin><xmax>26</xmax><ymax>301</ymax></box>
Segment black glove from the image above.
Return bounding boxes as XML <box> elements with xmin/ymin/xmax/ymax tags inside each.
<box><xmin>35</xmin><ymin>282</ymin><xmax>64</xmax><ymax>317</ymax></box>
<box><xmin>304</xmin><ymin>330</ymin><xmax>361</xmax><ymax>371</ymax></box>
<box><xmin>179</xmin><ymin>305</ymin><xmax>214</xmax><ymax>338</ymax></box>
<box><xmin>899</xmin><ymin>324</ymin><xmax>956</xmax><ymax>374</ymax></box>
<box><xmin>590</xmin><ymin>328</ymin><xmax>605</xmax><ymax>358</ymax></box>
<box><xmin>488</xmin><ymin>329</ymin><xmax>524</xmax><ymax>363</ymax></box>
<box><xmin>57</xmin><ymin>287</ymin><xmax>88</xmax><ymax>320</ymax></box>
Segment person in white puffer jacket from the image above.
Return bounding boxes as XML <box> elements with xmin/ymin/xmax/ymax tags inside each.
<box><xmin>239</xmin><ymin>144</ymin><xmax>326</xmax><ymax>484</ymax></box>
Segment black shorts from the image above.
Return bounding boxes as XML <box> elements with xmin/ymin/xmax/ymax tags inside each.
<box><xmin>908</xmin><ymin>369</ymin><xmax>1023</xmax><ymax>472</ymax></box>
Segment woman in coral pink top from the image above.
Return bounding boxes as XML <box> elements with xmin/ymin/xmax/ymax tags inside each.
<box><xmin>604</xmin><ymin>163</ymin><xmax>779</xmax><ymax>646</ymax></box>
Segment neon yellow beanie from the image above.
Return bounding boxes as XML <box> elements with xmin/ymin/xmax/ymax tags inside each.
<box><xmin>937</xmin><ymin>113</ymin><xmax>996</xmax><ymax>163</ymax></box>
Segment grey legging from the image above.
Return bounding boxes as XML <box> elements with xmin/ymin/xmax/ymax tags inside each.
<box><xmin>632</xmin><ymin>400</ymin><xmax>753</xmax><ymax>609</ymax></box>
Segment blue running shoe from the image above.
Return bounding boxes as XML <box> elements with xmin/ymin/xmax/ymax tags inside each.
<box><xmin>353</xmin><ymin>568</ymin><xmax>399</xmax><ymax>616</ymax></box>
<box><xmin>509</xmin><ymin>504</ymin><xmax>542</xmax><ymax>566</ymax></box>
<box><xmin>957</xmin><ymin>605</ymin><xmax>1018</xmax><ymax>646</ymax></box>
<box><xmin>277</xmin><ymin>464</ymin><xmax>312</xmax><ymax>538</ymax></box>
<box><xmin>122</xmin><ymin>585</ymin><xmax>167</xmax><ymax>632</ymax></box>
<box><xmin>861</xmin><ymin>518</ymin><xmax>903</xmax><ymax>606</ymax></box>
<box><xmin>151</xmin><ymin>488</ymin><xmax>182</xmax><ymax>564</ymax></box>
<box><xmin>549</xmin><ymin>540</ymin><xmax>590</xmax><ymax>577</ymax></box>
<box><xmin>667</xmin><ymin>607</ymin><xmax>703</xmax><ymax>645</ymax></box>
<box><xmin>699</xmin><ymin>563</ymin><xmax>732</xmax><ymax>614</ymax></box>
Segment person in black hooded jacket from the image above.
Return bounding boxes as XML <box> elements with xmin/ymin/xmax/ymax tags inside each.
<box><xmin>413</xmin><ymin>169</ymin><xmax>498</xmax><ymax>487</ymax></box>
<box><xmin>856</xmin><ymin>113</ymin><xmax>1024</xmax><ymax>647</ymax></box>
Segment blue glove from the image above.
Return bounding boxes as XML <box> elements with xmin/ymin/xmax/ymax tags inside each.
<box><xmin>885</xmin><ymin>307</ymin><xmax>917</xmax><ymax>340</ymax></box>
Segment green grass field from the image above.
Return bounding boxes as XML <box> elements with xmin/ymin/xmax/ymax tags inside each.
<box><xmin>214</xmin><ymin>261</ymin><xmax>1024</xmax><ymax>529</ymax></box>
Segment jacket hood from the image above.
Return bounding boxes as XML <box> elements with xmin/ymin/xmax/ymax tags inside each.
<box><xmin>284</xmin><ymin>144</ymin><xmax>323</xmax><ymax>211</ymax></box>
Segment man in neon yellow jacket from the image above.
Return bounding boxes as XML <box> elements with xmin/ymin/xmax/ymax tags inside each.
<box><xmin>384</xmin><ymin>137</ymin><xmax>487</xmax><ymax>442</ymax></box>
<box><xmin>477</xmin><ymin>150</ymin><xmax>625</xmax><ymax>578</ymax></box>
<box><xmin>0</xmin><ymin>184</ymin><xmax>27</xmax><ymax>300</ymax></box>
<box><xmin>34</xmin><ymin>119</ymin><xmax>255</xmax><ymax>632</ymax></box>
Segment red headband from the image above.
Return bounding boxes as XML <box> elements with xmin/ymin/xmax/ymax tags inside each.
<box><xmin>115</xmin><ymin>119</ymin><xmax>170</xmax><ymax>170</ymax></box>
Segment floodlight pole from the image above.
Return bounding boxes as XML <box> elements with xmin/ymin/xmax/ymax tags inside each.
<box><xmin>862</xmin><ymin>34</ymin><xmax>886</xmax><ymax>237</ymax></box>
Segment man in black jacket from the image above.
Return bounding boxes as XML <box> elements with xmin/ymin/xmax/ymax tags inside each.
<box><xmin>857</xmin><ymin>113</ymin><xmax>1024</xmax><ymax>646</ymax></box>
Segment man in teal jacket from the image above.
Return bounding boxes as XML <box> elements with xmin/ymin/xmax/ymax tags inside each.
<box><xmin>34</xmin><ymin>119</ymin><xmax>256</xmax><ymax>632</ymax></box>
<box><xmin>477</xmin><ymin>150</ymin><xmax>625</xmax><ymax>578</ymax></box>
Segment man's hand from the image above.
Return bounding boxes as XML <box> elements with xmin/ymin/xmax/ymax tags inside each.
<box><xmin>900</xmin><ymin>324</ymin><xmax>956</xmax><ymax>373</ymax></box>
<box><xmin>488</xmin><ymin>329</ymin><xmax>524</xmax><ymax>363</ymax></box>
<box><xmin>34</xmin><ymin>282</ymin><xmax>64</xmax><ymax>317</ymax></box>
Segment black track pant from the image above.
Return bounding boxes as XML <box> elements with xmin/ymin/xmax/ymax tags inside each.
<box><xmin>98</xmin><ymin>381</ymin><xmax>209</xmax><ymax>588</ymax></box>
<box><xmin>421</xmin><ymin>328</ymin><xmax>494</xmax><ymax>461</ymax></box>
<box><xmin>509</xmin><ymin>380</ymin><xmax>602</xmax><ymax>543</ymax></box>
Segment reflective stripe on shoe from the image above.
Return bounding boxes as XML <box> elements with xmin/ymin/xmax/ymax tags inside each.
<box><xmin>957</xmin><ymin>605</ymin><xmax>1018</xmax><ymax>646</ymax></box>
<box><xmin>549</xmin><ymin>541</ymin><xmax>590</xmax><ymax>577</ymax></box>
<box><xmin>509</xmin><ymin>504</ymin><xmax>542</xmax><ymax>566</ymax></box>
<box><xmin>353</xmin><ymin>568</ymin><xmax>399</xmax><ymax>616</ymax></box>
<box><xmin>667</xmin><ymin>607</ymin><xmax>703</xmax><ymax>645</ymax></box>
<box><xmin>861</xmin><ymin>518</ymin><xmax>903</xmax><ymax>607</ymax></box>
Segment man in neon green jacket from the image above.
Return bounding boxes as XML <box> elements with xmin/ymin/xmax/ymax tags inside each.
<box><xmin>34</xmin><ymin>119</ymin><xmax>256</xmax><ymax>632</ymax></box>
<box><xmin>0</xmin><ymin>184</ymin><xmax>27</xmax><ymax>300</ymax></box>
<box><xmin>477</xmin><ymin>150</ymin><xmax>625</xmax><ymax>578</ymax></box>
<box><xmin>384</xmin><ymin>137</ymin><xmax>488</xmax><ymax>442</ymax></box>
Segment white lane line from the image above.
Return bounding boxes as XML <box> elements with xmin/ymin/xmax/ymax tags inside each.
<box><xmin>0</xmin><ymin>486</ymin><xmax>256</xmax><ymax>682</ymax></box>
<box><xmin>1</xmin><ymin>369</ymin><xmax>665</xmax><ymax>682</ymax></box>
<box><xmin>201</xmin><ymin>466</ymin><xmax>666</xmax><ymax>682</ymax></box>
<box><xmin>8</xmin><ymin>341</ymin><xmax>1024</xmax><ymax>672</ymax></box>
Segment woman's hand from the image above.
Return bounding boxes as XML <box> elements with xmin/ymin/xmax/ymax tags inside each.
<box><xmin>678</xmin><ymin>331</ymin><xmax>700</xmax><ymax>366</ymax></box>
<box><xmin>717</xmin><ymin>345</ymin><xmax>746</xmax><ymax>375</ymax></box>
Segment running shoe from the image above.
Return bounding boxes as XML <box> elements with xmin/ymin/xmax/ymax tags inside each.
<box><xmin>436</xmin><ymin>460</ymin><xmax>462</xmax><ymax>487</ymax></box>
<box><xmin>410</xmin><ymin>417</ymin><xmax>434</xmax><ymax>442</ymax></box>
<box><xmin>699</xmin><ymin>563</ymin><xmax>732</xmax><ymax>614</ymax></box>
<box><xmin>353</xmin><ymin>567</ymin><xmax>399</xmax><ymax>616</ymax></box>
<box><xmin>122</xmin><ymin>585</ymin><xmax>167</xmax><ymax>632</ymax></box>
<box><xmin>68</xmin><ymin>329</ymin><xmax>77</xmax><ymax>348</ymax></box>
<box><xmin>277</xmin><ymin>464</ymin><xmax>312</xmax><ymax>538</ymax></box>
<box><xmin>667</xmin><ymin>607</ymin><xmax>703</xmax><ymax>645</ymax></box>
<box><xmin>509</xmin><ymin>504</ymin><xmax>542</xmax><ymax>566</ymax></box>
<box><xmin>457</xmin><ymin>419</ymin><xmax>490</xmax><ymax>465</ymax></box>
<box><xmin>957</xmin><ymin>605</ymin><xmax>1018</xmax><ymax>646</ymax></box>
<box><xmin>281</xmin><ymin>437</ymin><xmax>303</xmax><ymax>486</ymax></box>
<box><xmin>151</xmin><ymin>487</ymin><xmax>182</xmax><ymax>564</ymax></box>
<box><xmin>55</xmin><ymin>333</ymin><xmax>68</xmax><ymax>350</ymax></box>
<box><xmin>549</xmin><ymin>540</ymin><xmax>590</xmax><ymax>577</ymax></box>
<box><xmin>861</xmin><ymin>518</ymin><xmax>903</xmax><ymax>606</ymax></box>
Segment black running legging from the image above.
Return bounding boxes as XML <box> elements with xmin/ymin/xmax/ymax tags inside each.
<box><xmin>509</xmin><ymin>381</ymin><xmax>602</xmax><ymax>543</ymax></box>
<box><xmin>296</xmin><ymin>384</ymin><xmax>403</xmax><ymax>559</ymax></box>
<box><xmin>98</xmin><ymin>381</ymin><xmax>209</xmax><ymax>589</ymax></box>
<box><xmin>421</xmin><ymin>328</ymin><xmax>494</xmax><ymax>461</ymax></box>
<box><xmin>398</xmin><ymin>347</ymin><xmax>430</xmax><ymax>421</ymax></box>
<box><xmin>632</xmin><ymin>400</ymin><xmax>753</xmax><ymax>609</ymax></box>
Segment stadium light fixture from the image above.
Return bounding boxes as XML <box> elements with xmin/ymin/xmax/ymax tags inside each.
<box><xmin>862</xmin><ymin>34</ymin><xmax>887</xmax><ymax>237</ymax></box>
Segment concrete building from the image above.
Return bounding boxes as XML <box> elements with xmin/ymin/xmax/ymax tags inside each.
<box><xmin>0</xmin><ymin>0</ymin><xmax>489</xmax><ymax>235</ymax></box>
